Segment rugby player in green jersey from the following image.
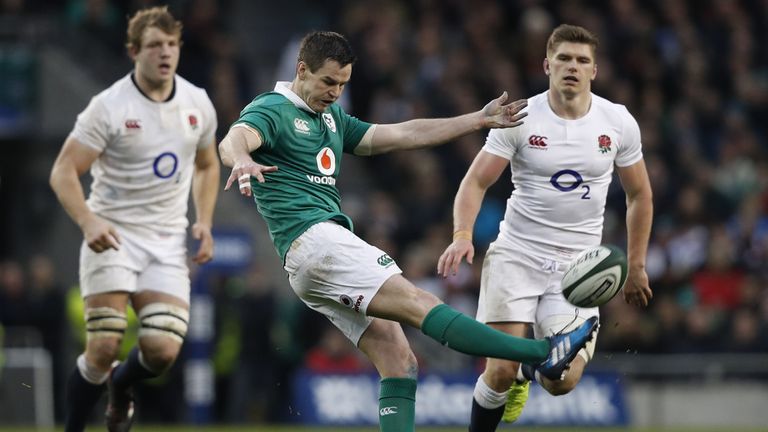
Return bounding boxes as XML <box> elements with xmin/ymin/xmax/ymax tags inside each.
<box><xmin>219</xmin><ymin>31</ymin><xmax>598</xmax><ymax>432</ymax></box>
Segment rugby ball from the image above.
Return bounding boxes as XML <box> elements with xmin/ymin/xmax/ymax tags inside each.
<box><xmin>561</xmin><ymin>245</ymin><xmax>627</xmax><ymax>308</ymax></box>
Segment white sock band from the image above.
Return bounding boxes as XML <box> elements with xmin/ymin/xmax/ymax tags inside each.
<box><xmin>76</xmin><ymin>354</ymin><xmax>110</xmax><ymax>385</ymax></box>
<box><xmin>473</xmin><ymin>376</ymin><xmax>509</xmax><ymax>409</ymax></box>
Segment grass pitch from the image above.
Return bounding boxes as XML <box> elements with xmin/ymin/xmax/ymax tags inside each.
<box><xmin>0</xmin><ymin>426</ymin><xmax>764</xmax><ymax>432</ymax></box>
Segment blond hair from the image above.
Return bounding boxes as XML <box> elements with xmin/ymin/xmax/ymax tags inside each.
<box><xmin>125</xmin><ymin>6</ymin><xmax>182</xmax><ymax>51</ymax></box>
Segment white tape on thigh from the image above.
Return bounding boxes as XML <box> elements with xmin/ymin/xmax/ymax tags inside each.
<box><xmin>138</xmin><ymin>303</ymin><xmax>189</xmax><ymax>344</ymax></box>
<box><xmin>85</xmin><ymin>307</ymin><xmax>128</xmax><ymax>341</ymax></box>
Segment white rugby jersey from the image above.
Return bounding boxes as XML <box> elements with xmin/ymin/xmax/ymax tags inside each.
<box><xmin>482</xmin><ymin>91</ymin><xmax>642</xmax><ymax>258</ymax></box>
<box><xmin>69</xmin><ymin>73</ymin><xmax>216</xmax><ymax>233</ymax></box>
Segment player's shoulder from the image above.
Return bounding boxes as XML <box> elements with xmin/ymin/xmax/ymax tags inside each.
<box><xmin>527</xmin><ymin>91</ymin><xmax>549</xmax><ymax>107</ymax></box>
<box><xmin>92</xmin><ymin>74</ymin><xmax>134</xmax><ymax>106</ymax></box>
<box><xmin>591</xmin><ymin>93</ymin><xmax>635</xmax><ymax>120</ymax></box>
<box><xmin>242</xmin><ymin>92</ymin><xmax>293</xmax><ymax>114</ymax></box>
<box><xmin>174</xmin><ymin>74</ymin><xmax>214</xmax><ymax>104</ymax></box>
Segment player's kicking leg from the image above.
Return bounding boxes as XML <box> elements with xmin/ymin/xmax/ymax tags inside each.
<box><xmin>367</xmin><ymin>274</ymin><xmax>598</xmax><ymax>403</ymax></box>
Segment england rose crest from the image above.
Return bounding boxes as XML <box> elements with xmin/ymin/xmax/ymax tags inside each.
<box><xmin>598</xmin><ymin>134</ymin><xmax>612</xmax><ymax>153</ymax></box>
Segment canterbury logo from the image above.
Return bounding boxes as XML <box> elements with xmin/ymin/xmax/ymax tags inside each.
<box><xmin>377</xmin><ymin>254</ymin><xmax>394</xmax><ymax>267</ymax></box>
<box><xmin>380</xmin><ymin>407</ymin><xmax>398</xmax><ymax>416</ymax></box>
<box><xmin>125</xmin><ymin>119</ymin><xmax>141</xmax><ymax>129</ymax></box>
<box><xmin>294</xmin><ymin>118</ymin><xmax>310</xmax><ymax>134</ymax></box>
<box><xmin>528</xmin><ymin>135</ymin><xmax>548</xmax><ymax>147</ymax></box>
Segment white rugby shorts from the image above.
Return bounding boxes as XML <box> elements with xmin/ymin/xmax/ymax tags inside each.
<box><xmin>476</xmin><ymin>240</ymin><xmax>599</xmax><ymax>325</ymax></box>
<box><xmin>79</xmin><ymin>223</ymin><xmax>190</xmax><ymax>303</ymax></box>
<box><xmin>284</xmin><ymin>221</ymin><xmax>402</xmax><ymax>345</ymax></box>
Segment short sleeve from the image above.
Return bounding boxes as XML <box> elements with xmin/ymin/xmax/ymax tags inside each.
<box><xmin>69</xmin><ymin>96</ymin><xmax>110</xmax><ymax>152</ymax></box>
<box><xmin>615</xmin><ymin>107</ymin><xmax>643</xmax><ymax>167</ymax></box>
<box><xmin>481</xmin><ymin>128</ymin><xmax>518</xmax><ymax>160</ymax></box>
<box><xmin>336</xmin><ymin>106</ymin><xmax>373</xmax><ymax>153</ymax></box>
<box><xmin>233</xmin><ymin>102</ymin><xmax>281</xmax><ymax>150</ymax></box>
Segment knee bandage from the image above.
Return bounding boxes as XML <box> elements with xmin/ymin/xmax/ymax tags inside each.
<box><xmin>138</xmin><ymin>303</ymin><xmax>189</xmax><ymax>344</ymax></box>
<box><xmin>84</xmin><ymin>307</ymin><xmax>128</xmax><ymax>342</ymax></box>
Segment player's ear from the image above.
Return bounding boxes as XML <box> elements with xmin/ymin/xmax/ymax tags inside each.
<box><xmin>543</xmin><ymin>58</ymin><xmax>550</xmax><ymax>75</ymax></box>
<box><xmin>592</xmin><ymin>63</ymin><xmax>597</xmax><ymax>80</ymax></box>
<box><xmin>127</xmin><ymin>44</ymin><xmax>139</xmax><ymax>61</ymax></box>
<box><xmin>297</xmin><ymin>62</ymin><xmax>307</xmax><ymax>81</ymax></box>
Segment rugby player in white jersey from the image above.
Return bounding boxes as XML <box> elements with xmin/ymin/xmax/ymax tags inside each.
<box><xmin>219</xmin><ymin>31</ymin><xmax>599</xmax><ymax>432</ymax></box>
<box><xmin>49</xmin><ymin>6</ymin><xmax>219</xmax><ymax>432</ymax></box>
<box><xmin>437</xmin><ymin>24</ymin><xmax>654</xmax><ymax>431</ymax></box>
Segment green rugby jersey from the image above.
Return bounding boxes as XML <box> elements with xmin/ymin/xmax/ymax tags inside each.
<box><xmin>233</xmin><ymin>82</ymin><xmax>372</xmax><ymax>261</ymax></box>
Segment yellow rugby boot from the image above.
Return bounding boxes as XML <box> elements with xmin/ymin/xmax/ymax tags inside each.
<box><xmin>501</xmin><ymin>379</ymin><xmax>529</xmax><ymax>423</ymax></box>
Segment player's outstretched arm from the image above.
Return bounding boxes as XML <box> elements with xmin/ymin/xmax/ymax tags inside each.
<box><xmin>617</xmin><ymin>159</ymin><xmax>654</xmax><ymax>307</ymax></box>
<box><xmin>219</xmin><ymin>125</ymin><xmax>278</xmax><ymax>197</ymax></box>
<box><xmin>437</xmin><ymin>150</ymin><xmax>509</xmax><ymax>277</ymax></box>
<box><xmin>49</xmin><ymin>137</ymin><xmax>121</xmax><ymax>252</ymax></box>
<box><xmin>368</xmin><ymin>92</ymin><xmax>528</xmax><ymax>155</ymax></box>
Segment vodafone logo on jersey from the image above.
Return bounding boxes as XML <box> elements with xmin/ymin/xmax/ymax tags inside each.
<box><xmin>316</xmin><ymin>147</ymin><xmax>336</xmax><ymax>175</ymax></box>
<box><xmin>307</xmin><ymin>147</ymin><xmax>337</xmax><ymax>185</ymax></box>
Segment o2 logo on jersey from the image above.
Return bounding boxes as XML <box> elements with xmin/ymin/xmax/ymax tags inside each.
<box><xmin>550</xmin><ymin>169</ymin><xmax>590</xmax><ymax>199</ymax></box>
<box><xmin>153</xmin><ymin>152</ymin><xmax>179</xmax><ymax>179</ymax></box>
<box><xmin>315</xmin><ymin>147</ymin><xmax>336</xmax><ymax>176</ymax></box>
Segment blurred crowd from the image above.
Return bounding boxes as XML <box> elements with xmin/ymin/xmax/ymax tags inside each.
<box><xmin>1</xmin><ymin>0</ymin><xmax>768</xmax><ymax>425</ymax></box>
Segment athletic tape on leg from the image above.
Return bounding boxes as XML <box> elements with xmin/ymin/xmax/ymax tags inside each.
<box><xmin>138</xmin><ymin>303</ymin><xmax>189</xmax><ymax>344</ymax></box>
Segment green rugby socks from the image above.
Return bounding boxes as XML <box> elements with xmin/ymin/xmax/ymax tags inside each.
<box><xmin>421</xmin><ymin>304</ymin><xmax>548</xmax><ymax>364</ymax></box>
<box><xmin>379</xmin><ymin>377</ymin><xmax>416</xmax><ymax>432</ymax></box>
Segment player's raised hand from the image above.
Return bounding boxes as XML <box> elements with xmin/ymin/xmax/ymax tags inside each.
<box><xmin>224</xmin><ymin>158</ymin><xmax>278</xmax><ymax>197</ymax></box>
<box><xmin>81</xmin><ymin>214</ymin><xmax>121</xmax><ymax>253</ymax></box>
<box><xmin>480</xmin><ymin>92</ymin><xmax>528</xmax><ymax>129</ymax></box>
<box><xmin>191</xmin><ymin>222</ymin><xmax>214</xmax><ymax>264</ymax></box>
<box><xmin>622</xmin><ymin>268</ymin><xmax>653</xmax><ymax>307</ymax></box>
<box><xmin>437</xmin><ymin>237</ymin><xmax>475</xmax><ymax>278</ymax></box>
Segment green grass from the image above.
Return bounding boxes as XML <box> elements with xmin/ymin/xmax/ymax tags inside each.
<box><xmin>0</xmin><ymin>427</ymin><xmax>765</xmax><ymax>432</ymax></box>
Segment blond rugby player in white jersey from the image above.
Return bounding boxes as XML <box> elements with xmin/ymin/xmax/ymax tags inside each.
<box><xmin>49</xmin><ymin>7</ymin><xmax>219</xmax><ymax>432</ymax></box>
<box><xmin>437</xmin><ymin>24</ymin><xmax>653</xmax><ymax>431</ymax></box>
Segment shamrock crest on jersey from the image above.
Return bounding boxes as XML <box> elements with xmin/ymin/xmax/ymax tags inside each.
<box><xmin>322</xmin><ymin>112</ymin><xmax>337</xmax><ymax>133</ymax></box>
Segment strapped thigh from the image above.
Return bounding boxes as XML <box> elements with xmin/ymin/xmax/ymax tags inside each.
<box><xmin>84</xmin><ymin>307</ymin><xmax>128</xmax><ymax>342</ymax></box>
<box><xmin>138</xmin><ymin>303</ymin><xmax>189</xmax><ymax>344</ymax></box>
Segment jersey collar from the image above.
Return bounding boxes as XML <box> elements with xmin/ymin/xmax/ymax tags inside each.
<box><xmin>274</xmin><ymin>81</ymin><xmax>317</xmax><ymax>114</ymax></box>
<box><xmin>130</xmin><ymin>72</ymin><xmax>176</xmax><ymax>103</ymax></box>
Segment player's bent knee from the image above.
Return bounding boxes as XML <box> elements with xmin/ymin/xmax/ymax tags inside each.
<box><xmin>546</xmin><ymin>378</ymin><xmax>578</xmax><ymax>396</ymax></box>
<box><xmin>138</xmin><ymin>303</ymin><xmax>189</xmax><ymax>369</ymax></box>
<box><xmin>484</xmin><ymin>359</ymin><xmax>520</xmax><ymax>389</ymax></box>
<box><xmin>544</xmin><ymin>358</ymin><xmax>585</xmax><ymax>396</ymax></box>
<box><xmin>84</xmin><ymin>306</ymin><xmax>127</xmax><ymax>367</ymax></box>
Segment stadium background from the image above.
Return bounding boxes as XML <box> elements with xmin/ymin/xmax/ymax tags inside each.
<box><xmin>0</xmin><ymin>0</ymin><xmax>767</xmax><ymax>429</ymax></box>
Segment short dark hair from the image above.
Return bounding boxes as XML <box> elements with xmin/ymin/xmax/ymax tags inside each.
<box><xmin>546</xmin><ymin>24</ymin><xmax>599</xmax><ymax>57</ymax></box>
<box><xmin>126</xmin><ymin>6</ymin><xmax>182</xmax><ymax>51</ymax></box>
<box><xmin>298</xmin><ymin>31</ymin><xmax>356</xmax><ymax>72</ymax></box>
